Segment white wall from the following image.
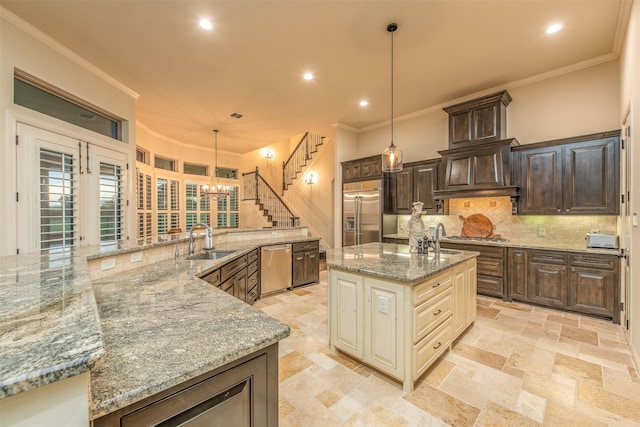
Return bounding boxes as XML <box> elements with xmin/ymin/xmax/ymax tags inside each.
<box><xmin>352</xmin><ymin>60</ymin><xmax>620</xmax><ymax>164</ymax></box>
<box><xmin>619</xmin><ymin>0</ymin><xmax>640</xmax><ymax>369</ymax></box>
<box><xmin>0</xmin><ymin>10</ymin><xmax>137</xmax><ymax>256</ymax></box>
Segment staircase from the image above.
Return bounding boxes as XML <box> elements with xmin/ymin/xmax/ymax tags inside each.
<box><xmin>282</xmin><ymin>132</ymin><xmax>324</xmax><ymax>194</ymax></box>
<box><xmin>242</xmin><ymin>167</ymin><xmax>300</xmax><ymax>228</ymax></box>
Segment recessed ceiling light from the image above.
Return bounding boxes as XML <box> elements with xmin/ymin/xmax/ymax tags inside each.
<box><xmin>303</xmin><ymin>72</ymin><xmax>314</xmax><ymax>80</ymax></box>
<box><xmin>545</xmin><ymin>23</ymin><xmax>563</xmax><ymax>34</ymax></box>
<box><xmin>359</xmin><ymin>100</ymin><xmax>369</xmax><ymax>107</ymax></box>
<box><xmin>199</xmin><ymin>19</ymin><xmax>213</xmax><ymax>31</ymax></box>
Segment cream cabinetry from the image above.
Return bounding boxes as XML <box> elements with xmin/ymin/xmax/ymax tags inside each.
<box><xmin>329</xmin><ymin>258</ymin><xmax>477</xmax><ymax>393</ymax></box>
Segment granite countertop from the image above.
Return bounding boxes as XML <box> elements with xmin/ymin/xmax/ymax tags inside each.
<box><xmin>0</xmin><ymin>232</ymin><xmax>315</xmax><ymax>408</ymax></box>
<box><xmin>0</xmin><ymin>249</ymin><xmax>103</xmax><ymax>398</ymax></box>
<box><xmin>382</xmin><ymin>234</ymin><xmax>621</xmax><ymax>256</ymax></box>
<box><xmin>326</xmin><ymin>242</ymin><xmax>479</xmax><ymax>284</ymax></box>
<box><xmin>89</xmin><ymin>255</ymin><xmax>290</xmax><ymax>419</ymax></box>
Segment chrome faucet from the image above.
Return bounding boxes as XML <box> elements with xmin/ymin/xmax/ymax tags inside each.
<box><xmin>434</xmin><ymin>223</ymin><xmax>446</xmax><ymax>257</ymax></box>
<box><xmin>189</xmin><ymin>223</ymin><xmax>213</xmax><ymax>256</ymax></box>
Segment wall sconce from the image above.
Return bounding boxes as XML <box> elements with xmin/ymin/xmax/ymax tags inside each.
<box><xmin>264</xmin><ymin>149</ymin><xmax>274</xmax><ymax>160</ymax></box>
<box><xmin>304</xmin><ymin>172</ymin><xmax>317</xmax><ymax>185</ymax></box>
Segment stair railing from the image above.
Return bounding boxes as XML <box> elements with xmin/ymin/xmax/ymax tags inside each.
<box><xmin>282</xmin><ymin>132</ymin><xmax>324</xmax><ymax>194</ymax></box>
<box><xmin>242</xmin><ymin>167</ymin><xmax>299</xmax><ymax>228</ymax></box>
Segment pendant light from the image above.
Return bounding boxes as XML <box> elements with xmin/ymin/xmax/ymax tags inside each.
<box><xmin>381</xmin><ymin>22</ymin><xmax>403</xmax><ymax>172</ymax></box>
<box><xmin>201</xmin><ymin>129</ymin><xmax>230</xmax><ymax>199</ymax></box>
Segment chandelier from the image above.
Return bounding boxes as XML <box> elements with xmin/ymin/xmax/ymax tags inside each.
<box><xmin>201</xmin><ymin>129</ymin><xmax>230</xmax><ymax>199</ymax></box>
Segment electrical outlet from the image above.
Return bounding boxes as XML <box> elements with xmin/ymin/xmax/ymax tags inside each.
<box><xmin>464</xmin><ymin>201</ymin><xmax>471</xmax><ymax>208</ymax></box>
<box><xmin>590</xmin><ymin>229</ymin><xmax>600</xmax><ymax>234</ymax></box>
<box><xmin>130</xmin><ymin>252</ymin><xmax>143</xmax><ymax>263</ymax></box>
<box><xmin>538</xmin><ymin>228</ymin><xmax>546</xmax><ymax>237</ymax></box>
<box><xmin>378</xmin><ymin>296</ymin><xmax>389</xmax><ymax>314</ymax></box>
<box><xmin>101</xmin><ymin>257</ymin><xmax>116</xmax><ymax>270</ymax></box>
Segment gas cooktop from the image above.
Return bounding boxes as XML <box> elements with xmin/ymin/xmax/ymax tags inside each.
<box><xmin>445</xmin><ymin>236</ymin><xmax>508</xmax><ymax>243</ymax></box>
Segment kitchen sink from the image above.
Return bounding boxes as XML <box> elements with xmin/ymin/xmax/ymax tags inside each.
<box><xmin>188</xmin><ymin>250</ymin><xmax>236</xmax><ymax>260</ymax></box>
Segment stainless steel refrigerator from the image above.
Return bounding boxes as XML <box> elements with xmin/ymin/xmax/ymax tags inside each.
<box><xmin>343</xmin><ymin>180</ymin><xmax>382</xmax><ymax>246</ymax></box>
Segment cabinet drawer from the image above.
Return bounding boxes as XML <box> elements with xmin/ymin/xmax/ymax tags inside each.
<box><xmin>292</xmin><ymin>241</ymin><xmax>319</xmax><ymax>253</ymax></box>
<box><xmin>477</xmin><ymin>257</ymin><xmax>504</xmax><ymax>277</ymax></box>
<box><xmin>530</xmin><ymin>250</ymin><xmax>567</xmax><ymax>265</ymax></box>
<box><xmin>220</xmin><ymin>277</ymin><xmax>234</xmax><ymax>295</ymax></box>
<box><xmin>247</xmin><ymin>260</ymin><xmax>258</xmax><ymax>276</ymax></box>
<box><xmin>413</xmin><ymin>289</ymin><xmax>452</xmax><ymax>343</ymax></box>
<box><xmin>247</xmin><ymin>249</ymin><xmax>258</xmax><ymax>264</ymax></box>
<box><xmin>569</xmin><ymin>253</ymin><xmax>617</xmax><ymax>270</ymax></box>
<box><xmin>413</xmin><ymin>270</ymin><xmax>453</xmax><ymax>306</ymax></box>
<box><xmin>247</xmin><ymin>284</ymin><xmax>259</xmax><ymax>305</ymax></box>
<box><xmin>248</xmin><ymin>271</ymin><xmax>258</xmax><ymax>291</ymax></box>
<box><xmin>413</xmin><ymin>318</ymin><xmax>451</xmax><ymax>378</ymax></box>
<box><xmin>201</xmin><ymin>269</ymin><xmax>220</xmax><ymax>287</ymax></box>
<box><xmin>221</xmin><ymin>255</ymin><xmax>247</xmax><ymax>282</ymax></box>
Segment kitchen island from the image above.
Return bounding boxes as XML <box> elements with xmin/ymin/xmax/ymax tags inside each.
<box><xmin>0</xmin><ymin>227</ymin><xmax>317</xmax><ymax>427</ymax></box>
<box><xmin>325</xmin><ymin>242</ymin><xmax>479</xmax><ymax>392</ymax></box>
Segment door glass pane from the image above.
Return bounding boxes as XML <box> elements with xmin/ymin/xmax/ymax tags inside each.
<box><xmin>39</xmin><ymin>148</ymin><xmax>76</xmax><ymax>252</ymax></box>
<box><xmin>157</xmin><ymin>178</ymin><xmax>167</xmax><ymax>210</ymax></box>
<box><xmin>99</xmin><ymin>162</ymin><xmax>122</xmax><ymax>246</ymax></box>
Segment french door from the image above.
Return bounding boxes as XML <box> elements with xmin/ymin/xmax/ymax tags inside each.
<box><xmin>16</xmin><ymin>123</ymin><xmax>127</xmax><ymax>254</ymax></box>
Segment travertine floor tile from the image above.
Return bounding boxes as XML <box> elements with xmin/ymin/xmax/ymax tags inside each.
<box><xmin>474</xmin><ymin>400</ymin><xmax>541</xmax><ymax>426</ymax></box>
<box><xmin>404</xmin><ymin>383</ymin><xmax>481</xmax><ymax>426</ymax></box>
<box><xmin>259</xmin><ymin>275</ymin><xmax>634</xmax><ymax>426</ymax></box>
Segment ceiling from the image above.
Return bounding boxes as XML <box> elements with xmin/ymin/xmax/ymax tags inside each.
<box><xmin>1</xmin><ymin>1</ymin><xmax>629</xmax><ymax>154</ymax></box>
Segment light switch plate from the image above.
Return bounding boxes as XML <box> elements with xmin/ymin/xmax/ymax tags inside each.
<box><xmin>538</xmin><ymin>228</ymin><xmax>545</xmax><ymax>237</ymax></box>
<box><xmin>633</xmin><ymin>213</ymin><xmax>638</xmax><ymax>227</ymax></box>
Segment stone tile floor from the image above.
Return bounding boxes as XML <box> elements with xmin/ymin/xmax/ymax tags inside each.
<box><xmin>255</xmin><ymin>271</ymin><xmax>640</xmax><ymax>426</ymax></box>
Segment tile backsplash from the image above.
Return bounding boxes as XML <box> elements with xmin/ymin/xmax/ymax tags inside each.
<box><xmin>395</xmin><ymin>197</ymin><xmax>617</xmax><ymax>246</ymax></box>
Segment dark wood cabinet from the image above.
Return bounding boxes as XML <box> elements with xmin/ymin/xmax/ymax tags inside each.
<box><xmin>507</xmin><ymin>248</ymin><xmax>619</xmax><ymax>323</ymax></box>
<box><xmin>443</xmin><ymin>90</ymin><xmax>512</xmax><ymax>148</ymax></box>
<box><xmin>567</xmin><ymin>254</ymin><xmax>617</xmax><ymax>319</ymax></box>
<box><xmin>292</xmin><ymin>241</ymin><xmax>319</xmax><ymax>287</ymax></box>
<box><xmin>441</xmin><ymin>242</ymin><xmax>507</xmax><ymax>299</ymax></box>
<box><xmin>513</xmin><ymin>131</ymin><xmax>620</xmax><ymax>215</ymax></box>
<box><xmin>341</xmin><ymin>155</ymin><xmax>382</xmax><ymax>183</ymax></box>
<box><xmin>507</xmin><ymin>248</ymin><xmax>528</xmax><ymax>301</ymax></box>
<box><xmin>94</xmin><ymin>343</ymin><xmax>280</xmax><ymax>427</ymax></box>
<box><xmin>384</xmin><ymin>159</ymin><xmax>447</xmax><ymax>215</ymax></box>
<box><xmin>437</xmin><ymin>139</ymin><xmax>519</xmax><ymax>196</ymax></box>
<box><xmin>527</xmin><ymin>250</ymin><xmax>568</xmax><ymax>308</ymax></box>
<box><xmin>200</xmin><ymin>249</ymin><xmax>260</xmax><ymax>304</ymax></box>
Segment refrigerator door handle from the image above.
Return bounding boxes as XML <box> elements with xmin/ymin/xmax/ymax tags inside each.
<box><xmin>355</xmin><ymin>195</ymin><xmax>361</xmax><ymax>245</ymax></box>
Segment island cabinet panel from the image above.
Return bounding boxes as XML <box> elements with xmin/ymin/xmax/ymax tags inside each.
<box><xmin>330</xmin><ymin>271</ymin><xmax>364</xmax><ymax>359</ymax></box>
<box><xmin>94</xmin><ymin>344</ymin><xmax>279</xmax><ymax>427</ymax></box>
<box><xmin>465</xmin><ymin>259</ymin><xmax>478</xmax><ymax>327</ymax></box>
<box><xmin>513</xmin><ymin>131</ymin><xmax>620</xmax><ymax>215</ymax></box>
<box><xmin>364</xmin><ymin>279</ymin><xmax>405</xmax><ymax>378</ymax></box>
<box><xmin>329</xmin><ymin>258</ymin><xmax>476</xmax><ymax>393</ymax></box>
<box><xmin>451</xmin><ymin>263</ymin><xmax>467</xmax><ymax>339</ymax></box>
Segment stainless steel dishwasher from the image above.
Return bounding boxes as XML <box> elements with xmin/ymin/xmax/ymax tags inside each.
<box><xmin>260</xmin><ymin>244</ymin><xmax>292</xmax><ymax>296</ymax></box>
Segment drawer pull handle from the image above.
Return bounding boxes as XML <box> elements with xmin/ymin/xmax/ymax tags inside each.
<box><xmin>433</xmin><ymin>309</ymin><xmax>442</xmax><ymax>316</ymax></box>
<box><xmin>432</xmin><ymin>283</ymin><xmax>441</xmax><ymax>288</ymax></box>
<box><xmin>433</xmin><ymin>342</ymin><xmax>442</xmax><ymax>350</ymax></box>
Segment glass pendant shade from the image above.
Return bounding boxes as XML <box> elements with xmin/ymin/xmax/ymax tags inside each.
<box><xmin>382</xmin><ymin>142</ymin><xmax>403</xmax><ymax>172</ymax></box>
<box><xmin>381</xmin><ymin>22</ymin><xmax>402</xmax><ymax>173</ymax></box>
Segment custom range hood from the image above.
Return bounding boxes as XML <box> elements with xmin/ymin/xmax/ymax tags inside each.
<box><xmin>434</xmin><ymin>90</ymin><xmax>520</xmax><ymax>210</ymax></box>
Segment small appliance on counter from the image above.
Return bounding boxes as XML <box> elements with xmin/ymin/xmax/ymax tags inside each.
<box><xmin>585</xmin><ymin>233</ymin><xmax>619</xmax><ymax>249</ymax></box>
